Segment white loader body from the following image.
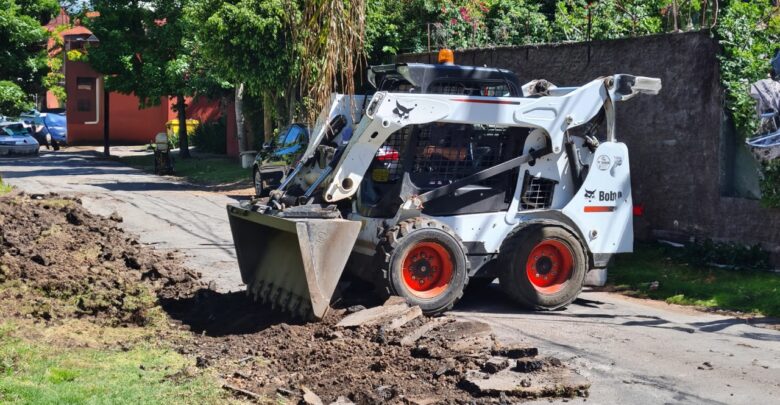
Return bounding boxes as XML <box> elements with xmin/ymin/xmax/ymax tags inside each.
<box><xmin>227</xmin><ymin>71</ymin><xmax>661</xmax><ymax>320</ymax></box>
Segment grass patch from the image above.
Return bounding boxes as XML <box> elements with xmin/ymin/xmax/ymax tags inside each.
<box><xmin>0</xmin><ymin>180</ymin><xmax>12</xmax><ymax>195</ymax></box>
<box><xmin>609</xmin><ymin>244</ymin><xmax>780</xmax><ymax>317</ymax></box>
<box><xmin>119</xmin><ymin>152</ymin><xmax>250</xmax><ymax>185</ymax></box>
<box><xmin>0</xmin><ymin>321</ymin><xmax>231</xmax><ymax>405</ymax></box>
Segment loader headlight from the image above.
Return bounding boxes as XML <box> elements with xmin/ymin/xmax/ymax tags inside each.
<box><xmin>367</xmin><ymin>92</ymin><xmax>385</xmax><ymax>118</ymax></box>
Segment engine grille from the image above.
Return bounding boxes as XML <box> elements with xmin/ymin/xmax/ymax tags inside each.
<box><xmin>519</xmin><ymin>173</ymin><xmax>556</xmax><ymax>210</ymax></box>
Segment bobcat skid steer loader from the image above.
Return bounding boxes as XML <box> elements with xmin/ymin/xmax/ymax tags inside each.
<box><xmin>227</xmin><ymin>61</ymin><xmax>661</xmax><ymax>320</ymax></box>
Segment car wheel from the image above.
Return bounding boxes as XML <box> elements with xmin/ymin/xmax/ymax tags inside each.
<box><xmin>254</xmin><ymin>168</ymin><xmax>270</xmax><ymax>197</ymax></box>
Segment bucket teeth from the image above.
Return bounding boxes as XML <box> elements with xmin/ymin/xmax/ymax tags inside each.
<box><xmin>247</xmin><ymin>278</ymin><xmax>315</xmax><ymax>320</ymax></box>
<box><xmin>250</xmin><ymin>280</ymin><xmax>265</xmax><ymax>301</ymax></box>
<box><xmin>289</xmin><ymin>295</ymin><xmax>302</xmax><ymax>314</ymax></box>
<box><xmin>260</xmin><ymin>282</ymin><xmax>273</xmax><ymax>304</ymax></box>
<box><xmin>279</xmin><ymin>291</ymin><xmax>292</xmax><ymax>311</ymax></box>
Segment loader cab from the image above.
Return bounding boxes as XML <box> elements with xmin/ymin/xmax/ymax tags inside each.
<box><xmin>359</xmin><ymin>63</ymin><xmax>533</xmax><ymax>219</ymax></box>
<box><xmin>367</xmin><ymin>63</ymin><xmax>522</xmax><ymax>97</ymax></box>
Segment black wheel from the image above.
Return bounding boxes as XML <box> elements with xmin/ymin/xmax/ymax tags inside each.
<box><xmin>253</xmin><ymin>168</ymin><xmax>269</xmax><ymax>197</ymax></box>
<box><xmin>378</xmin><ymin>218</ymin><xmax>469</xmax><ymax>315</ymax></box>
<box><xmin>498</xmin><ymin>226</ymin><xmax>586</xmax><ymax>310</ymax></box>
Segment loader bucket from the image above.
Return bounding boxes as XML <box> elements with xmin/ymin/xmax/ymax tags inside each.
<box><xmin>227</xmin><ymin>204</ymin><xmax>361</xmax><ymax>320</ymax></box>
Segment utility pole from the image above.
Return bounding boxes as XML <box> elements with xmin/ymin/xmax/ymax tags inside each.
<box><xmin>427</xmin><ymin>23</ymin><xmax>432</xmax><ymax>64</ymax></box>
<box><xmin>103</xmin><ymin>84</ymin><xmax>110</xmax><ymax>157</ymax></box>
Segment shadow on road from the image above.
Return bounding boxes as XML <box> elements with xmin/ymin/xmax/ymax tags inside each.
<box><xmin>453</xmin><ymin>283</ymin><xmax>606</xmax><ymax>315</ymax></box>
<box><xmin>1</xmin><ymin>149</ymin><xmax>253</xmax><ymax>194</ymax></box>
<box><xmin>90</xmin><ymin>182</ymin><xmax>191</xmax><ymax>192</ymax></box>
<box><xmin>160</xmin><ymin>277</ymin><xmax>383</xmax><ymax>337</ymax></box>
<box><xmin>160</xmin><ymin>289</ymin><xmax>303</xmax><ymax>337</ymax></box>
<box><xmin>1</xmin><ymin>151</ymin><xmax>141</xmax><ymax>179</ymax></box>
<box><xmin>452</xmin><ymin>284</ymin><xmax>780</xmax><ymax>339</ymax></box>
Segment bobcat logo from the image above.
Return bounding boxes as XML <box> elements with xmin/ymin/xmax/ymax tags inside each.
<box><xmin>584</xmin><ymin>189</ymin><xmax>596</xmax><ymax>200</ymax></box>
<box><xmin>393</xmin><ymin>101</ymin><xmax>415</xmax><ymax>120</ymax></box>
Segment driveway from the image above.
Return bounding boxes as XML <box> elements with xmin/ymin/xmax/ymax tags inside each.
<box><xmin>2</xmin><ymin>149</ymin><xmax>778</xmax><ymax>404</ymax></box>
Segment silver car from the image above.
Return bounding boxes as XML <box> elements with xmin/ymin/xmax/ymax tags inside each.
<box><xmin>0</xmin><ymin>121</ymin><xmax>40</xmax><ymax>155</ymax></box>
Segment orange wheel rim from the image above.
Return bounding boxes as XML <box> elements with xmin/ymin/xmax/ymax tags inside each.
<box><xmin>401</xmin><ymin>241</ymin><xmax>454</xmax><ymax>299</ymax></box>
<box><xmin>525</xmin><ymin>240</ymin><xmax>573</xmax><ymax>294</ymax></box>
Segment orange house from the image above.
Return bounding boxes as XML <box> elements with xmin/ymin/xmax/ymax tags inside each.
<box><xmin>46</xmin><ymin>10</ymin><xmax>238</xmax><ymax>154</ymax></box>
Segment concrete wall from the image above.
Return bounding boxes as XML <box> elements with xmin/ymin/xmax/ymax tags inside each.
<box><xmin>398</xmin><ymin>31</ymin><xmax>780</xmax><ymax>262</ymax></box>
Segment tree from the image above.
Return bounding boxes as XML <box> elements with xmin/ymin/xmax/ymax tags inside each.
<box><xmin>58</xmin><ymin>0</ymin><xmax>90</xmax><ymax>14</ymax></box>
<box><xmin>0</xmin><ymin>0</ymin><xmax>59</xmax><ymax>103</ymax></box>
<box><xmin>18</xmin><ymin>0</ymin><xmax>59</xmax><ymax>24</ymax></box>
<box><xmin>487</xmin><ymin>0</ymin><xmax>552</xmax><ymax>45</ymax></box>
<box><xmin>190</xmin><ymin>0</ymin><xmax>368</xmax><ymax>138</ymax></box>
<box><xmin>292</xmin><ymin>0</ymin><xmax>367</xmax><ymax>124</ymax></box>
<box><xmin>87</xmin><ymin>0</ymin><xmax>203</xmax><ymax>158</ymax></box>
<box><xmin>188</xmin><ymin>0</ymin><xmax>293</xmax><ymax>149</ymax></box>
<box><xmin>0</xmin><ymin>81</ymin><xmax>34</xmax><ymax>116</ymax></box>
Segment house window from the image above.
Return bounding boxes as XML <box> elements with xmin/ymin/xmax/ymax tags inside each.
<box><xmin>77</xmin><ymin>77</ymin><xmax>94</xmax><ymax>90</ymax></box>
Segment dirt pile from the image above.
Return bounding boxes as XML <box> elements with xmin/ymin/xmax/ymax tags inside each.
<box><xmin>166</xmin><ymin>292</ymin><xmax>590</xmax><ymax>404</ymax></box>
<box><xmin>0</xmin><ymin>192</ymin><xmax>589</xmax><ymax>403</ymax></box>
<box><xmin>0</xmin><ymin>192</ymin><xmax>203</xmax><ymax>325</ymax></box>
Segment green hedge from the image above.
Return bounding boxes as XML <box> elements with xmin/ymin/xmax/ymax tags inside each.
<box><xmin>192</xmin><ymin>118</ymin><xmax>227</xmax><ymax>155</ymax></box>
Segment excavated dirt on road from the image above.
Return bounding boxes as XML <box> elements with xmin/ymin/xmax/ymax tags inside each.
<box><xmin>1</xmin><ymin>192</ymin><xmax>589</xmax><ymax>404</ymax></box>
<box><xmin>165</xmin><ymin>291</ymin><xmax>590</xmax><ymax>404</ymax></box>
<box><xmin>0</xmin><ymin>191</ymin><xmax>202</xmax><ymax>325</ymax></box>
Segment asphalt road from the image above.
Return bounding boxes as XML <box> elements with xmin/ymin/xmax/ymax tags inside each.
<box><xmin>2</xmin><ymin>149</ymin><xmax>778</xmax><ymax>404</ymax></box>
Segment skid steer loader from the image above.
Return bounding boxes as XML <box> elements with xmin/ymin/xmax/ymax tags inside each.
<box><xmin>228</xmin><ymin>57</ymin><xmax>661</xmax><ymax>320</ymax></box>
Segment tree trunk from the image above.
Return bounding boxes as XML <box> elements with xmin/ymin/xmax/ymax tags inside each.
<box><xmin>177</xmin><ymin>94</ymin><xmax>190</xmax><ymax>159</ymax></box>
<box><xmin>263</xmin><ymin>91</ymin><xmax>273</xmax><ymax>142</ymax></box>
<box><xmin>287</xmin><ymin>82</ymin><xmax>298</xmax><ymax>124</ymax></box>
<box><xmin>235</xmin><ymin>83</ymin><xmax>247</xmax><ymax>155</ymax></box>
<box><xmin>711</xmin><ymin>0</ymin><xmax>719</xmax><ymax>28</ymax></box>
<box><xmin>275</xmin><ymin>93</ymin><xmax>286</xmax><ymax>130</ymax></box>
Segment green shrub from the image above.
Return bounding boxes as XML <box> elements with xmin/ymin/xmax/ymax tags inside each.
<box><xmin>0</xmin><ymin>81</ymin><xmax>33</xmax><ymax>117</ymax></box>
<box><xmin>760</xmin><ymin>160</ymin><xmax>780</xmax><ymax>208</ymax></box>
<box><xmin>192</xmin><ymin>118</ymin><xmax>227</xmax><ymax>154</ymax></box>
<box><xmin>681</xmin><ymin>239</ymin><xmax>772</xmax><ymax>271</ymax></box>
<box><xmin>717</xmin><ymin>1</ymin><xmax>780</xmax><ymax>207</ymax></box>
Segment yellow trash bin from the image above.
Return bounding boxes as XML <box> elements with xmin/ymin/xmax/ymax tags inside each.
<box><xmin>166</xmin><ymin>119</ymin><xmax>200</xmax><ymax>137</ymax></box>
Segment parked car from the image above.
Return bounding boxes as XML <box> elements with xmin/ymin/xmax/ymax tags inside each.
<box><xmin>0</xmin><ymin>121</ymin><xmax>40</xmax><ymax>155</ymax></box>
<box><xmin>42</xmin><ymin>112</ymin><xmax>67</xmax><ymax>145</ymax></box>
<box><xmin>20</xmin><ymin>110</ymin><xmax>65</xmax><ymax>149</ymax></box>
<box><xmin>253</xmin><ymin>124</ymin><xmax>309</xmax><ymax>197</ymax></box>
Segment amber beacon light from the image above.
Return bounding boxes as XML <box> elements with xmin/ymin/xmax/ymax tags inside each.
<box><xmin>438</xmin><ymin>48</ymin><xmax>455</xmax><ymax>64</ymax></box>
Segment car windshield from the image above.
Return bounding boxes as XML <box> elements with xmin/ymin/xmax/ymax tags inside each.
<box><xmin>2</xmin><ymin>124</ymin><xmax>29</xmax><ymax>137</ymax></box>
<box><xmin>275</xmin><ymin>125</ymin><xmax>306</xmax><ymax>148</ymax></box>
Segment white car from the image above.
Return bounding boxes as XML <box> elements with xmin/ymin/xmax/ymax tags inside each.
<box><xmin>0</xmin><ymin>121</ymin><xmax>40</xmax><ymax>155</ymax></box>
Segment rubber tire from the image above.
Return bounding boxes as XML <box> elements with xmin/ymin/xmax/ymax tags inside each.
<box><xmin>498</xmin><ymin>226</ymin><xmax>586</xmax><ymax>310</ymax></box>
<box><xmin>379</xmin><ymin>218</ymin><xmax>469</xmax><ymax>315</ymax></box>
<box><xmin>253</xmin><ymin>168</ymin><xmax>269</xmax><ymax>197</ymax></box>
